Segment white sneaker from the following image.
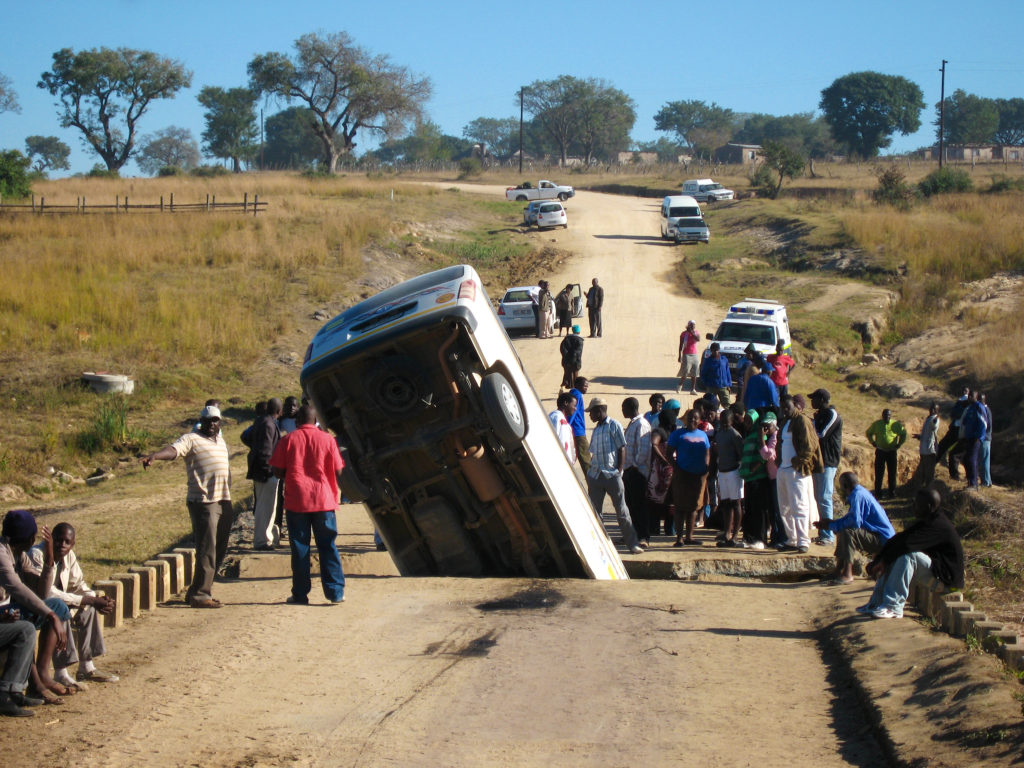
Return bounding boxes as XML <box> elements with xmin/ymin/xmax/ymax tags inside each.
<box><xmin>748</xmin><ymin>540</ymin><xmax>765</xmax><ymax>550</ymax></box>
<box><xmin>871</xmin><ymin>607</ymin><xmax>903</xmax><ymax>619</ymax></box>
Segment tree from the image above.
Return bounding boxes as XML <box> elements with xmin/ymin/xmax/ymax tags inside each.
<box><xmin>197</xmin><ymin>86</ymin><xmax>259</xmax><ymax>172</ymax></box>
<box><xmin>634</xmin><ymin>137</ymin><xmax>686</xmax><ymax>163</ymax></box>
<box><xmin>755</xmin><ymin>140</ymin><xmax>805</xmax><ymax>198</ymax></box>
<box><xmin>24</xmin><ymin>135</ymin><xmax>71</xmax><ymax>173</ymax></box>
<box><xmin>993</xmin><ymin>98</ymin><xmax>1024</xmax><ymax>146</ymax></box>
<box><xmin>248</xmin><ymin>31</ymin><xmax>431</xmax><ymax>173</ymax></box>
<box><xmin>654</xmin><ymin>99</ymin><xmax>735</xmax><ymax>156</ymax></box>
<box><xmin>263</xmin><ymin>106</ymin><xmax>324</xmax><ymax>169</ymax></box>
<box><xmin>0</xmin><ymin>72</ymin><xmax>19</xmax><ymax>114</ymax></box>
<box><xmin>136</xmin><ymin>126</ymin><xmax>200</xmax><ymax>175</ymax></box>
<box><xmin>573</xmin><ymin>80</ymin><xmax>636</xmax><ymax>163</ymax></box>
<box><xmin>936</xmin><ymin>90</ymin><xmax>999</xmax><ymax>145</ymax></box>
<box><xmin>372</xmin><ymin>121</ymin><xmax>471</xmax><ymax>164</ymax></box>
<box><xmin>819</xmin><ymin>71</ymin><xmax>924</xmax><ymax>158</ymax></box>
<box><xmin>38</xmin><ymin>47</ymin><xmax>191</xmax><ymax>172</ymax></box>
<box><xmin>0</xmin><ymin>150</ymin><xmax>31</xmax><ymax>198</ymax></box>
<box><xmin>521</xmin><ymin>76</ymin><xmax>582</xmax><ymax>165</ymax></box>
<box><xmin>733</xmin><ymin>112</ymin><xmax>838</xmax><ymax>158</ymax></box>
<box><xmin>462</xmin><ymin>117</ymin><xmax>518</xmax><ymax>158</ymax></box>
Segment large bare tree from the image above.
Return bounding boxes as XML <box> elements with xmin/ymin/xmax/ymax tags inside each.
<box><xmin>248</xmin><ymin>31</ymin><xmax>431</xmax><ymax>173</ymax></box>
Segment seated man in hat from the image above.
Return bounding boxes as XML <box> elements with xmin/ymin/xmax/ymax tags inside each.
<box><xmin>812</xmin><ymin>472</ymin><xmax>895</xmax><ymax>585</ymax></box>
<box><xmin>29</xmin><ymin>523</ymin><xmax>118</xmax><ymax>688</ymax></box>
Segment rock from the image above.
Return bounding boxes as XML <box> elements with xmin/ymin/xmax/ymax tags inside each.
<box><xmin>53</xmin><ymin>470</ymin><xmax>84</xmax><ymax>485</ymax></box>
<box><xmin>879</xmin><ymin>379</ymin><xmax>925</xmax><ymax>399</ymax></box>
<box><xmin>861</xmin><ymin>353</ymin><xmax>880</xmax><ymax>364</ymax></box>
<box><xmin>859</xmin><ymin>382</ymin><xmax>873</xmax><ymax>392</ymax></box>
<box><xmin>0</xmin><ymin>485</ymin><xmax>25</xmax><ymax>502</ymax></box>
<box><xmin>278</xmin><ymin>352</ymin><xmax>299</xmax><ymax>366</ymax></box>
<box><xmin>312</xmin><ymin>309</ymin><xmax>331</xmax><ymax>321</ymax></box>
<box><xmin>851</xmin><ymin>313</ymin><xmax>888</xmax><ymax>345</ymax></box>
<box><xmin>86</xmin><ymin>468</ymin><xmax>113</xmax><ymax>486</ymax></box>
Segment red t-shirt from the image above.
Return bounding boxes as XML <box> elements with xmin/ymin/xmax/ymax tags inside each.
<box><xmin>767</xmin><ymin>353</ymin><xmax>795</xmax><ymax>387</ymax></box>
<box><xmin>269</xmin><ymin>424</ymin><xmax>344</xmax><ymax>513</ymax></box>
<box><xmin>680</xmin><ymin>330</ymin><xmax>699</xmax><ymax>355</ymax></box>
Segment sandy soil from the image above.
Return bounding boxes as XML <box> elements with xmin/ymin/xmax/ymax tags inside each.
<box><xmin>2</xmin><ymin>188</ymin><xmax>1019</xmax><ymax>766</ymax></box>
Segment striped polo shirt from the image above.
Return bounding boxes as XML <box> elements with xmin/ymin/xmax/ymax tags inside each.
<box><xmin>171</xmin><ymin>432</ymin><xmax>232</xmax><ymax>503</ymax></box>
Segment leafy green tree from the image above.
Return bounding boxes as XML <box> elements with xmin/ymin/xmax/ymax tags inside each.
<box><xmin>993</xmin><ymin>98</ymin><xmax>1024</xmax><ymax>145</ymax></box>
<box><xmin>462</xmin><ymin>117</ymin><xmax>518</xmax><ymax>158</ymax></box>
<box><xmin>635</xmin><ymin>137</ymin><xmax>686</xmax><ymax>163</ymax></box>
<box><xmin>38</xmin><ymin>47</ymin><xmax>192</xmax><ymax>171</ymax></box>
<box><xmin>136</xmin><ymin>126</ymin><xmax>200</xmax><ymax>175</ymax></box>
<box><xmin>574</xmin><ymin>80</ymin><xmax>635</xmax><ymax>163</ymax></box>
<box><xmin>819</xmin><ymin>71</ymin><xmax>924</xmax><ymax>158</ymax></box>
<box><xmin>0</xmin><ymin>150</ymin><xmax>31</xmax><ymax>198</ymax></box>
<box><xmin>197</xmin><ymin>86</ymin><xmax>259</xmax><ymax>172</ymax></box>
<box><xmin>24</xmin><ymin>135</ymin><xmax>71</xmax><ymax>173</ymax></box>
<box><xmin>0</xmin><ymin>72</ymin><xmax>19</xmax><ymax>114</ymax></box>
<box><xmin>248</xmin><ymin>31</ymin><xmax>431</xmax><ymax>173</ymax></box>
<box><xmin>733</xmin><ymin>113</ymin><xmax>837</xmax><ymax>158</ymax></box>
<box><xmin>936</xmin><ymin>90</ymin><xmax>999</xmax><ymax>145</ymax></box>
<box><xmin>522</xmin><ymin>76</ymin><xmax>585</xmax><ymax>165</ymax></box>
<box><xmin>372</xmin><ymin>121</ymin><xmax>471</xmax><ymax>164</ymax></box>
<box><xmin>654</xmin><ymin>99</ymin><xmax>735</xmax><ymax>156</ymax></box>
<box><xmin>263</xmin><ymin>107</ymin><xmax>324</xmax><ymax>169</ymax></box>
<box><xmin>755</xmin><ymin>140</ymin><xmax>805</xmax><ymax>198</ymax></box>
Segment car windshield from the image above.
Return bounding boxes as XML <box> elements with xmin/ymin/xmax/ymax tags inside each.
<box><xmin>715</xmin><ymin>322</ymin><xmax>776</xmax><ymax>345</ymax></box>
<box><xmin>539</xmin><ymin>204</ymin><xmax>562</xmax><ymax>213</ymax></box>
<box><xmin>669</xmin><ymin>206</ymin><xmax>700</xmax><ymax>217</ymax></box>
<box><xmin>701</xmin><ymin>183</ymin><xmax>723</xmax><ymax>191</ymax></box>
<box><xmin>502</xmin><ymin>289</ymin><xmax>535</xmax><ymax>303</ymax></box>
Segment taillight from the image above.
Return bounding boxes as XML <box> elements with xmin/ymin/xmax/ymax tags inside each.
<box><xmin>497</xmin><ymin>305</ymin><xmax>505</xmax><ymax>315</ymax></box>
<box><xmin>458</xmin><ymin>279</ymin><xmax>477</xmax><ymax>302</ymax></box>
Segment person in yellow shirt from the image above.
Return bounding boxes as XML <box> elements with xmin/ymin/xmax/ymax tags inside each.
<box><xmin>866</xmin><ymin>409</ymin><xmax>907</xmax><ymax>498</ymax></box>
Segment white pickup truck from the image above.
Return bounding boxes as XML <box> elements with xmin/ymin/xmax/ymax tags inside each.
<box><xmin>505</xmin><ymin>180</ymin><xmax>575</xmax><ymax>202</ymax></box>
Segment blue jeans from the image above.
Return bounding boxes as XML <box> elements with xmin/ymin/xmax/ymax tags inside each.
<box><xmin>868</xmin><ymin>552</ymin><xmax>932</xmax><ymax>613</ymax></box>
<box><xmin>980</xmin><ymin>439</ymin><xmax>992</xmax><ymax>486</ymax></box>
<box><xmin>286</xmin><ymin>511</ymin><xmax>345</xmax><ymax>603</ymax></box>
<box><xmin>813</xmin><ymin>467</ymin><xmax>838</xmax><ymax>542</ymax></box>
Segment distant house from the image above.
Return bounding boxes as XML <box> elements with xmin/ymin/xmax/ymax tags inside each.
<box><xmin>714</xmin><ymin>143</ymin><xmax>761</xmax><ymax>165</ymax></box>
<box><xmin>616</xmin><ymin>151</ymin><xmax>658</xmax><ymax>165</ymax></box>
<box><xmin>919</xmin><ymin>144</ymin><xmax>1024</xmax><ymax>163</ymax></box>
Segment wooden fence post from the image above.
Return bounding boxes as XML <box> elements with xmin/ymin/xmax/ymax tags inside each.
<box><xmin>40</xmin><ymin>197</ymin><xmax>45</xmax><ymax>212</ymax></box>
<box><xmin>115</xmin><ymin>195</ymin><xmax>119</xmax><ymax>213</ymax></box>
<box><xmin>170</xmin><ymin>193</ymin><xmax>174</xmax><ymax>212</ymax></box>
<box><xmin>212</xmin><ymin>194</ymin><xmax>216</xmax><ymax>209</ymax></box>
<box><xmin>160</xmin><ymin>195</ymin><xmax>164</xmax><ymax>212</ymax></box>
<box><xmin>206</xmin><ymin>194</ymin><xmax>210</xmax><ymax>211</ymax></box>
<box><xmin>253</xmin><ymin>194</ymin><xmax>258</xmax><ymax>216</ymax></box>
<box><xmin>32</xmin><ymin>195</ymin><xmax>36</xmax><ymax>212</ymax></box>
<box><xmin>243</xmin><ymin>192</ymin><xmax>247</xmax><ymax>213</ymax></box>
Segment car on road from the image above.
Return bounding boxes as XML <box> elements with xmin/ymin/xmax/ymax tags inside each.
<box><xmin>682</xmin><ymin>178</ymin><xmax>735</xmax><ymax>203</ymax></box>
<box><xmin>703</xmin><ymin>299</ymin><xmax>791</xmax><ymax>385</ymax></box>
<box><xmin>660</xmin><ymin>194</ymin><xmax>703</xmax><ymax>240</ymax></box>
<box><xmin>522</xmin><ymin>201</ymin><xmax>543</xmax><ymax>226</ymax></box>
<box><xmin>536</xmin><ymin>201</ymin><xmax>568</xmax><ymax>229</ymax></box>
<box><xmin>300</xmin><ymin>264</ymin><xmax>628</xmax><ymax>580</ymax></box>
<box><xmin>496</xmin><ymin>285</ymin><xmax>539</xmax><ymax>334</ymax></box>
<box><xmin>505</xmin><ymin>180</ymin><xmax>575</xmax><ymax>202</ymax></box>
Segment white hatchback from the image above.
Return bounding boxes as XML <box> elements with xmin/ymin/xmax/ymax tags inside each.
<box><xmin>536</xmin><ymin>201</ymin><xmax>568</xmax><ymax>229</ymax></box>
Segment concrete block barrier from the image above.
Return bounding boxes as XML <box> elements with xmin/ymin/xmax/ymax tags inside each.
<box><xmin>982</xmin><ymin>630</ymin><xmax>1020</xmax><ymax>652</ymax></box>
<box><xmin>947</xmin><ymin>603</ymin><xmax>974</xmax><ymax>636</ymax></box>
<box><xmin>999</xmin><ymin>643</ymin><xmax>1024</xmax><ymax>671</ymax></box>
<box><xmin>92</xmin><ymin>580</ymin><xmax>124</xmax><ymax>628</ymax></box>
<box><xmin>110</xmin><ymin>572</ymin><xmax>141</xmax><ymax>619</ymax></box>
<box><xmin>127</xmin><ymin>565</ymin><xmax>158</xmax><ymax>610</ymax></box>
<box><xmin>156</xmin><ymin>552</ymin><xmax>186</xmax><ymax>595</ymax></box>
<box><xmin>144</xmin><ymin>559</ymin><xmax>172</xmax><ymax>602</ymax></box>
<box><xmin>172</xmin><ymin>548</ymin><xmax>197</xmax><ymax>586</ymax></box>
<box><xmin>958</xmin><ymin>611</ymin><xmax>988</xmax><ymax>638</ymax></box>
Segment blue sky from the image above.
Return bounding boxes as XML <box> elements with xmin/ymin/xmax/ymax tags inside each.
<box><xmin>2</xmin><ymin>0</ymin><xmax>1023</xmax><ymax>176</ymax></box>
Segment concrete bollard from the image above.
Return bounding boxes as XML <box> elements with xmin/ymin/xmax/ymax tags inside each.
<box><xmin>92</xmin><ymin>580</ymin><xmax>124</xmax><ymax>628</ymax></box>
<box><xmin>982</xmin><ymin>630</ymin><xmax>1020</xmax><ymax>652</ymax></box>
<box><xmin>156</xmin><ymin>552</ymin><xmax>186</xmax><ymax>595</ymax></box>
<box><xmin>947</xmin><ymin>603</ymin><xmax>974</xmax><ymax>636</ymax></box>
<box><xmin>127</xmin><ymin>565</ymin><xmax>158</xmax><ymax>610</ymax></box>
<box><xmin>110</xmin><ymin>572</ymin><xmax>141</xmax><ymax>619</ymax></box>
<box><xmin>1000</xmin><ymin>643</ymin><xmax>1024</xmax><ymax>671</ymax></box>
<box><xmin>144</xmin><ymin>559</ymin><xmax>172</xmax><ymax>602</ymax></box>
<box><xmin>172</xmin><ymin>548</ymin><xmax>197</xmax><ymax>586</ymax></box>
<box><xmin>939</xmin><ymin>596</ymin><xmax>966</xmax><ymax>632</ymax></box>
<box><xmin>958</xmin><ymin>611</ymin><xmax>988</xmax><ymax>638</ymax></box>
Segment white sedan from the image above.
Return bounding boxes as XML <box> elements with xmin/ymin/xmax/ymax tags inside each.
<box><xmin>536</xmin><ymin>201</ymin><xmax>568</xmax><ymax>229</ymax></box>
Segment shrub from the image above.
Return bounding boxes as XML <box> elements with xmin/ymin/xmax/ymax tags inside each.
<box><xmin>0</xmin><ymin>149</ymin><xmax>32</xmax><ymax>198</ymax></box>
<box><xmin>872</xmin><ymin>166</ymin><xmax>916</xmax><ymax>210</ymax></box>
<box><xmin>75</xmin><ymin>397</ymin><xmax>148</xmax><ymax>454</ymax></box>
<box><xmin>918</xmin><ymin>167</ymin><xmax>972</xmax><ymax>197</ymax></box>
<box><xmin>157</xmin><ymin>165</ymin><xmax>184</xmax><ymax>177</ymax></box>
<box><xmin>87</xmin><ymin>164</ymin><xmax>120</xmax><ymax>179</ymax></box>
<box><xmin>987</xmin><ymin>174</ymin><xmax>1024</xmax><ymax>193</ymax></box>
<box><xmin>748</xmin><ymin>163</ymin><xmax>776</xmax><ymax>198</ymax></box>
<box><xmin>190</xmin><ymin>164</ymin><xmax>229</xmax><ymax>178</ymax></box>
<box><xmin>457</xmin><ymin>157</ymin><xmax>483</xmax><ymax>179</ymax></box>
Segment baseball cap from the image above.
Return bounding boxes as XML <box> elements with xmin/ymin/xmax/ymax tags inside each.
<box><xmin>702</xmin><ymin>393</ymin><xmax>720</xmax><ymax>408</ymax></box>
<box><xmin>1</xmin><ymin>509</ymin><xmax>37</xmax><ymax>540</ymax></box>
<box><xmin>745</xmin><ymin>409</ymin><xmax>760</xmax><ymax>424</ymax></box>
<box><xmin>664</xmin><ymin>399</ymin><xmax>682</xmax><ymax>410</ymax></box>
<box><xmin>200</xmin><ymin>405</ymin><xmax>222</xmax><ymax>420</ymax></box>
<box><xmin>587</xmin><ymin>397</ymin><xmax>608</xmax><ymax>411</ymax></box>
<box><xmin>808</xmin><ymin>388</ymin><xmax>830</xmax><ymax>403</ymax></box>
<box><xmin>762</xmin><ymin>411</ymin><xmax>778</xmax><ymax>424</ymax></box>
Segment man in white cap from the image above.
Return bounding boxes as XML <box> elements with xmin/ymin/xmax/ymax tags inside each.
<box><xmin>142</xmin><ymin>404</ymin><xmax>233</xmax><ymax>608</ymax></box>
<box><xmin>586</xmin><ymin>397</ymin><xmax>644</xmax><ymax>555</ymax></box>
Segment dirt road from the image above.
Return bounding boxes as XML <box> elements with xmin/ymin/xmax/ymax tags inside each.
<box><xmin>0</xmin><ymin>190</ymin><xmax>889</xmax><ymax>766</ymax></box>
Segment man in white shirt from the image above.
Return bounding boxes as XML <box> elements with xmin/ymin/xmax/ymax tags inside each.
<box><xmin>622</xmin><ymin>397</ymin><xmax>652</xmax><ymax>546</ymax></box>
<box><xmin>547</xmin><ymin>392</ymin><xmax>577</xmax><ymax>465</ymax></box>
<box><xmin>30</xmin><ymin>523</ymin><xmax>118</xmax><ymax>688</ymax></box>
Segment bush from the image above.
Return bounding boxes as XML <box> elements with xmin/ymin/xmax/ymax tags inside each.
<box><xmin>987</xmin><ymin>174</ymin><xmax>1024</xmax><ymax>193</ymax></box>
<box><xmin>189</xmin><ymin>164</ymin><xmax>229</xmax><ymax>178</ymax></box>
<box><xmin>918</xmin><ymin>167</ymin><xmax>973</xmax><ymax>197</ymax></box>
<box><xmin>157</xmin><ymin>165</ymin><xmax>184</xmax><ymax>177</ymax></box>
<box><xmin>457</xmin><ymin>157</ymin><xmax>483</xmax><ymax>179</ymax></box>
<box><xmin>0</xmin><ymin>150</ymin><xmax>32</xmax><ymax>198</ymax></box>
<box><xmin>87</xmin><ymin>164</ymin><xmax>120</xmax><ymax>179</ymax></box>
<box><xmin>748</xmin><ymin>164</ymin><xmax>776</xmax><ymax>198</ymax></box>
<box><xmin>873</xmin><ymin>166</ymin><xmax>917</xmax><ymax>210</ymax></box>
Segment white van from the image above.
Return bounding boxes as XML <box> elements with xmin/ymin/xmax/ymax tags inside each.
<box><xmin>301</xmin><ymin>264</ymin><xmax>628</xmax><ymax>580</ymax></box>
<box><xmin>682</xmin><ymin>178</ymin><xmax>734</xmax><ymax>203</ymax></box>
<box><xmin>660</xmin><ymin>195</ymin><xmax>709</xmax><ymax>244</ymax></box>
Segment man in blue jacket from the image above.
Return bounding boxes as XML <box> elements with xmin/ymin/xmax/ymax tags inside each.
<box><xmin>699</xmin><ymin>343</ymin><xmax>733</xmax><ymax>406</ymax></box>
<box><xmin>742</xmin><ymin>363</ymin><xmax>779</xmax><ymax>417</ymax></box>
<box><xmin>813</xmin><ymin>472</ymin><xmax>895</xmax><ymax>585</ymax></box>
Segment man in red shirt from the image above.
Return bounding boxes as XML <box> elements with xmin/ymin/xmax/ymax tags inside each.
<box><xmin>269</xmin><ymin>405</ymin><xmax>346</xmax><ymax>605</ymax></box>
<box><xmin>767</xmin><ymin>340</ymin><xmax>796</xmax><ymax>398</ymax></box>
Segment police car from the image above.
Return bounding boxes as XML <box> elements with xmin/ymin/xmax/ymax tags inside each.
<box><xmin>703</xmin><ymin>299</ymin><xmax>791</xmax><ymax>384</ymax></box>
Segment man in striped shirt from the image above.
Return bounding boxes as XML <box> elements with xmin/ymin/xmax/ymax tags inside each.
<box><xmin>143</xmin><ymin>405</ymin><xmax>233</xmax><ymax>609</ymax></box>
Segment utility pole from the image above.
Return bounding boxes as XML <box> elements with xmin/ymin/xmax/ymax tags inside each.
<box><xmin>519</xmin><ymin>87</ymin><xmax>524</xmax><ymax>175</ymax></box>
<box><xmin>938</xmin><ymin>60</ymin><xmax>948</xmax><ymax>168</ymax></box>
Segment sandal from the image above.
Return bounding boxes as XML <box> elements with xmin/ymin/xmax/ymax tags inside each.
<box><xmin>31</xmin><ymin>687</ymin><xmax>64</xmax><ymax>705</ymax></box>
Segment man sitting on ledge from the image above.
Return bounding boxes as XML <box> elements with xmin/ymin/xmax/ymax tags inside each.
<box><xmin>859</xmin><ymin>488</ymin><xmax>964</xmax><ymax>620</ymax></box>
<box><xmin>813</xmin><ymin>471</ymin><xmax>895</xmax><ymax>585</ymax></box>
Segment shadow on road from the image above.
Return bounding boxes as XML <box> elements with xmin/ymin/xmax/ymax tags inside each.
<box><xmin>593</xmin><ymin>234</ymin><xmax>677</xmax><ymax>246</ymax></box>
<box><xmin>590</xmin><ymin>375</ymin><xmax>678</xmax><ymax>392</ymax></box>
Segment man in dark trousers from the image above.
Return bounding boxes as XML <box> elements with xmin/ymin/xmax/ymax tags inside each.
<box><xmin>859</xmin><ymin>487</ymin><xmax>964</xmax><ymax>619</ymax></box>
<box><xmin>935</xmin><ymin>387</ymin><xmax>970</xmax><ymax>479</ymax></box>
<box><xmin>270</xmin><ymin>404</ymin><xmax>346</xmax><ymax>605</ymax></box>
<box><xmin>243</xmin><ymin>397</ymin><xmax>283</xmax><ymax>550</ymax></box>
<box><xmin>586</xmin><ymin>278</ymin><xmax>604</xmax><ymax>337</ymax></box>
<box><xmin>809</xmin><ymin>388</ymin><xmax>842</xmax><ymax>545</ymax></box>
<box><xmin>559</xmin><ymin>325</ymin><xmax>584</xmax><ymax>389</ymax></box>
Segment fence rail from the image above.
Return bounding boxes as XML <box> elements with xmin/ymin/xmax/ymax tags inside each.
<box><xmin>0</xmin><ymin>193</ymin><xmax>267</xmax><ymax>216</ymax></box>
